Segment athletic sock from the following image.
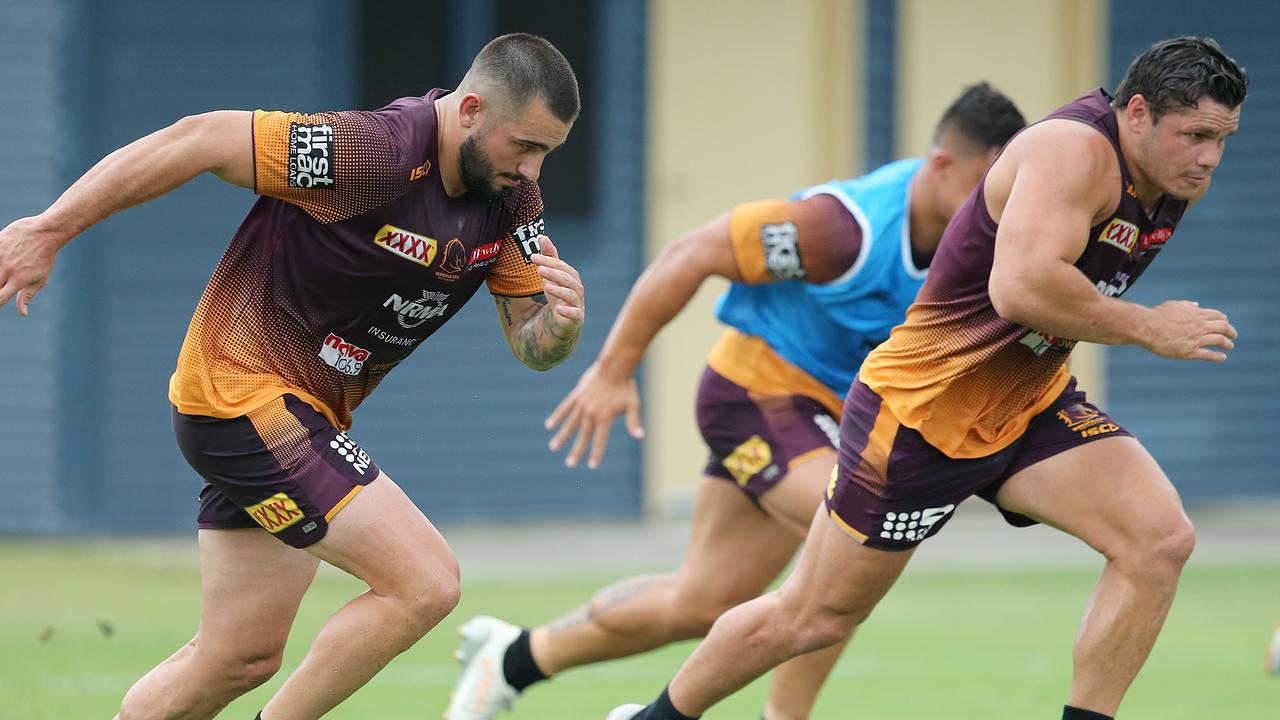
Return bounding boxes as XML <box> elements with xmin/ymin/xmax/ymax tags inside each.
<box><xmin>1062</xmin><ymin>706</ymin><xmax>1113</xmax><ymax>720</ymax></box>
<box><xmin>639</xmin><ymin>686</ymin><xmax>700</xmax><ymax>720</ymax></box>
<box><xmin>502</xmin><ymin>629</ymin><xmax>549</xmax><ymax>692</ymax></box>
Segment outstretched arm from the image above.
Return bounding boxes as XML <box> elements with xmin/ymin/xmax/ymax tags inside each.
<box><xmin>987</xmin><ymin>120</ymin><xmax>1235</xmax><ymax>361</ymax></box>
<box><xmin>0</xmin><ymin>111</ymin><xmax>253</xmax><ymax>314</ymax></box>
<box><xmin>544</xmin><ymin>193</ymin><xmax>858</xmax><ymax>468</ymax></box>
<box><xmin>543</xmin><ymin>210</ymin><xmax>740</xmax><ymax>468</ymax></box>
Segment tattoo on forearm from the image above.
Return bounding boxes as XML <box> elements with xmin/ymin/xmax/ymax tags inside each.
<box><xmin>497</xmin><ymin>296</ymin><xmax>515</xmax><ymax>328</ymax></box>
<box><xmin>515</xmin><ymin>292</ymin><xmax>581</xmax><ymax>371</ymax></box>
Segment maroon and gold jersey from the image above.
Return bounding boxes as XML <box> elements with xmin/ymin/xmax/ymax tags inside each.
<box><xmin>169</xmin><ymin>89</ymin><xmax>546</xmax><ymax>430</ymax></box>
<box><xmin>859</xmin><ymin>89</ymin><xmax>1187</xmax><ymax>458</ymax></box>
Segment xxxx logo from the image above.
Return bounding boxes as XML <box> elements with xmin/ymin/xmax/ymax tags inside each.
<box><xmin>374</xmin><ymin>224</ymin><xmax>438</xmax><ymax>267</ymax></box>
<box><xmin>245</xmin><ymin>492</ymin><xmax>305</xmax><ymax>533</ymax></box>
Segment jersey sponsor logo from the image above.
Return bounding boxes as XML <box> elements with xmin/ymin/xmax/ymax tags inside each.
<box><xmin>409</xmin><ymin>160</ymin><xmax>431</xmax><ymax>181</ymax></box>
<box><xmin>319</xmin><ymin>333</ymin><xmax>370</xmax><ymax>376</ymax></box>
<box><xmin>435</xmin><ymin>238</ymin><xmax>467</xmax><ymax>281</ymax></box>
<box><xmin>287</xmin><ymin>122</ymin><xmax>335</xmax><ymax>189</ymax></box>
<box><xmin>513</xmin><ymin>218</ymin><xmax>545</xmax><ymax>262</ymax></box>
<box><xmin>878</xmin><ymin>504</ymin><xmax>955</xmax><ymax>542</ymax></box>
<box><xmin>330</xmin><ymin>432</ymin><xmax>371</xmax><ymax>476</ymax></box>
<box><xmin>761</xmin><ymin>221</ymin><xmax>805</xmax><ymax>280</ymax></box>
<box><xmin>1139</xmin><ymin>227</ymin><xmax>1172</xmax><ymax>252</ymax></box>
<box><xmin>374</xmin><ymin>224</ymin><xmax>438</xmax><ymax>267</ymax></box>
<box><xmin>1019</xmin><ymin>329</ymin><xmax>1073</xmax><ymax>357</ymax></box>
<box><xmin>723</xmin><ymin>435</ymin><xmax>774</xmax><ymax>487</ymax></box>
<box><xmin>470</xmin><ymin>241</ymin><xmax>502</xmax><ymax>267</ymax></box>
<box><xmin>1096</xmin><ymin>270</ymin><xmax>1131</xmax><ymax>298</ymax></box>
<box><xmin>383</xmin><ymin>290</ymin><xmax>450</xmax><ymax>329</ymax></box>
<box><xmin>245</xmin><ymin>492</ymin><xmax>305</xmax><ymax>533</ymax></box>
<box><xmin>367</xmin><ymin>325</ymin><xmax>420</xmax><ymax>347</ymax></box>
<box><xmin>1098</xmin><ymin>218</ymin><xmax>1140</xmax><ymax>254</ymax></box>
<box><xmin>1056</xmin><ymin>403</ymin><xmax>1120</xmax><ymax>438</ymax></box>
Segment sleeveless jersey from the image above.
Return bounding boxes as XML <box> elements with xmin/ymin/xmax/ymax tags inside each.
<box><xmin>715</xmin><ymin>158</ymin><xmax>927</xmax><ymax>398</ymax></box>
<box><xmin>169</xmin><ymin>89</ymin><xmax>546</xmax><ymax>430</ymax></box>
<box><xmin>859</xmin><ymin>89</ymin><xmax>1188</xmax><ymax>458</ymax></box>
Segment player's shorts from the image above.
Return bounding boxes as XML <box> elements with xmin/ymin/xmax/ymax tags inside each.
<box><xmin>697</xmin><ymin>366</ymin><xmax>839</xmax><ymax>502</ymax></box>
<box><xmin>173</xmin><ymin>393</ymin><xmax>381</xmax><ymax>548</ymax></box>
<box><xmin>826</xmin><ymin>376</ymin><xmax>1131</xmax><ymax>551</ymax></box>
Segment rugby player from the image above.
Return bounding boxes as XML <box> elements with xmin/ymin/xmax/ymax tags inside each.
<box><xmin>446</xmin><ymin>84</ymin><xmax>1024</xmax><ymax>720</ymax></box>
<box><xmin>609</xmin><ymin>35</ymin><xmax>1247</xmax><ymax>720</ymax></box>
<box><xmin>0</xmin><ymin>33</ymin><xmax>583</xmax><ymax>720</ymax></box>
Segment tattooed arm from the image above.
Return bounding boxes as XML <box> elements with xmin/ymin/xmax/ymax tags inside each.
<box><xmin>494</xmin><ymin>236</ymin><xmax>584</xmax><ymax>371</ymax></box>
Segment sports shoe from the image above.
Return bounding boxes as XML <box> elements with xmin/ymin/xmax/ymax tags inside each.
<box><xmin>445</xmin><ymin>616</ymin><xmax>521</xmax><ymax>719</ymax></box>
<box><xmin>605</xmin><ymin>704</ymin><xmax>647</xmax><ymax>720</ymax></box>
<box><xmin>1267</xmin><ymin>624</ymin><xmax>1280</xmax><ymax>677</ymax></box>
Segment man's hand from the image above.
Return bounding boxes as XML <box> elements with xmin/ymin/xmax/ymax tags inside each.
<box><xmin>545</xmin><ymin>361</ymin><xmax>645</xmax><ymax>469</ymax></box>
<box><xmin>0</xmin><ymin>217</ymin><xmax>59</xmax><ymax>316</ymax></box>
<box><xmin>1143</xmin><ymin>300</ymin><xmax>1237</xmax><ymax>361</ymax></box>
<box><xmin>531</xmin><ymin>236</ymin><xmax>584</xmax><ymax>328</ymax></box>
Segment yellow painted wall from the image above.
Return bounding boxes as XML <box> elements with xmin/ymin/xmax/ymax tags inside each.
<box><xmin>644</xmin><ymin>0</ymin><xmax>861</xmax><ymax>516</ymax></box>
<box><xmin>897</xmin><ymin>0</ymin><xmax>1109</xmax><ymax>400</ymax></box>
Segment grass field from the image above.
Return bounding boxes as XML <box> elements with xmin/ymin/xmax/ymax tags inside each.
<box><xmin>1</xmin><ymin>540</ymin><xmax>1277</xmax><ymax>719</ymax></box>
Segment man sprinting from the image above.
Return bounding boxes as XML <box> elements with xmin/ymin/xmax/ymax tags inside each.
<box><xmin>446</xmin><ymin>84</ymin><xmax>1024</xmax><ymax>720</ymax></box>
<box><xmin>609</xmin><ymin>35</ymin><xmax>1247</xmax><ymax>720</ymax></box>
<box><xmin>0</xmin><ymin>33</ymin><xmax>584</xmax><ymax>720</ymax></box>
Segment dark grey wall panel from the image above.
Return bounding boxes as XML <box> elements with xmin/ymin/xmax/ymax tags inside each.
<box><xmin>0</xmin><ymin>1</ymin><xmax>69</xmax><ymax>532</ymax></box>
<box><xmin>1107</xmin><ymin>4</ymin><xmax>1279</xmax><ymax>501</ymax></box>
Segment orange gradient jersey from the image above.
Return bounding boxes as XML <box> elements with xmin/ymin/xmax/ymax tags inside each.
<box><xmin>169</xmin><ymin>89</ymin><xmax>546</xmax><ymax>430</ymax></box>
<box><xmin>859</xmin><ymin>89</ymin><xmax>1186</xmax><ymax>458</ymax></box>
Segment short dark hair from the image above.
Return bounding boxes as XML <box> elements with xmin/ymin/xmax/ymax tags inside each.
<box><xmin>470</xmin><ymin>33</ymin><xmax>580</xmax><ymax>123</ymax></box>
<box><xmin>1112</xmin><ymin>36</ymin><xmax>1247</xmax><ymax>122</ymax></box>
<box><xmin>933</xmin><ymin>82</ymin><xmax>1025</xmax><ymax>153</ymax></box>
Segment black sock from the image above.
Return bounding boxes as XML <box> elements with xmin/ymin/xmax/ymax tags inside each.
<box><xmin>641</xmin><ymin>685</ymin><xmax>700</xmax><ymax>720</ymax></box>
<box><xmin>1063</xmin><ymin>706</ymin><xmax>1113</xmax><ymax>720</ymax></box>
<box><xmin>502</xmin><ymin>629</ymin><xmax>548</xmax><ymax>692</ymax></box>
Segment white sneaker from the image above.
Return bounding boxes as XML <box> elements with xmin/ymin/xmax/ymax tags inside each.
<box><xmin>445</xmin><ymin>616</ymin><xmax>521</xmax><ymax>719</ymax></box>
<box><xmin>605</xmin><ymin>704</ymin><xmax>647</xmax><ymax>720</ymax></box>
<box><xmin>1267</xmin><ymin>624</ymin><xmax>1280</xmax><ymax>677</ymax></box>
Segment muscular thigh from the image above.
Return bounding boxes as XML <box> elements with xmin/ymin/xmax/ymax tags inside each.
<box><xmin>993</xmin><ymin>436</ymin><xmax>1189</xmax><ymax>556</ymax></box>
<box><xmin>675</xmin><ymin>477</ymin><xmax>803</xmax><ymax>609</ymax></box>
<box><xmin>197</xmin><ymin>528</ymin><xmax>319</xmax><ymax>659</ymax></box>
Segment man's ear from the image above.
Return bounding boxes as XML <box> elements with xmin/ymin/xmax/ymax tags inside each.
<box><xmin>459</xmin><ymin>92</ymin><xmax>484</xmax><ymax>129</ymax></box>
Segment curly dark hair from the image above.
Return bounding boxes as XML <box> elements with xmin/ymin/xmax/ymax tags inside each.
<box><xmin>1112</xmin><ymin>36</ymin><xmax>1247</xmax><ymax>122</ymax></box>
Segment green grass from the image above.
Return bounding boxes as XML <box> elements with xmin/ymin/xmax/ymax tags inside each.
<box><xmin>1</xmin><ymin>541</ymin><xmax>1277</xmax><ymax>719</ymax></box>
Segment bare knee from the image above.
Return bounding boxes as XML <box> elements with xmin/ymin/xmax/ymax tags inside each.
<box><xmin>664</xmin><ymin>576</ymin><xmax>756</xmax><ymax>639</ymax></box>
<box><xmin>668</xmin><ymin>594</ymin><xmax>738</xmax><ymax>639</ymax></box>
<box><xmin>788</xmin><ymin>605</ymin><xmax>861</xmax><ymax>654</ymax></box>
<box><xmin>396</xmin><ymin>559</ymin><xmax>462</xmax><ymax>635</ymax></box>
<box><xmin>118</xmin><ymin>645</ymin><xmax>283</xmax><ymax>720</ymax></box>
<box><xmin>1110</xmin><ymin>515</ymin><xmax>1196</xmax><ymax>582</ymax></box>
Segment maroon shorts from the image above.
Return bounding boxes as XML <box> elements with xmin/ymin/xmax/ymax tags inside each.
<box><xmin>825</xmin><ymin>377</ymin><xmax>1131</xmax><ymax>551</ymax></box>
<box><xmin>697</xmin><ymin>366</ymin><xmax>839</xmax><ymax>502</ymax></box>
<box><xmin>173</xmin><ymin>394</ymin><xmax>380</xmax><ymax>548</ymax></box>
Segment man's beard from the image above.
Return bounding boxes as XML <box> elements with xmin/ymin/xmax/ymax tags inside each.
<box><xmin>459</xmin><ymin>134</ymin><xmax>512</xmax><ymax>203</ymax></box>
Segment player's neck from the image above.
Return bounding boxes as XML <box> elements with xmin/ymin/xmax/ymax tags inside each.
<box><xmin>434</xmin><ymin>95</ymin><xmax>467</xmax><ymax>198</ymax></box>
<box><xmin>907</xmin><ymin>171</ymin><xmax>947</xmax><ymax>257</ymax></box>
